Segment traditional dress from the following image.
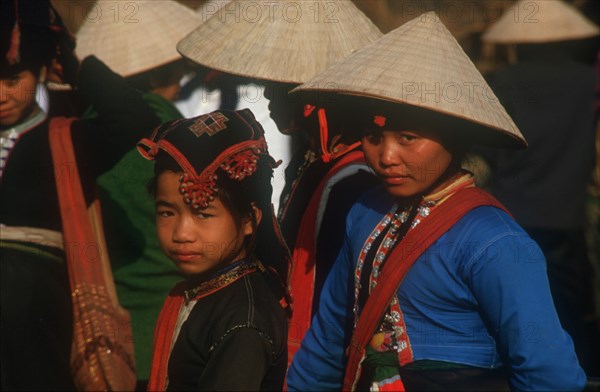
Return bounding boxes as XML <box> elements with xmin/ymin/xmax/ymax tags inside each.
<box><xmin>288</xmin><ymin>10</ymin><xmax>586</xmax><ymax>391</ymax></box>
<box><xmin>73</xmin><ymin>3</ymin><xmax>202</xmax><ymax>382</ymax></box>
<box><xmin>139</xmin><ymin>109</ymin><xmax>291</xmax><ymax>391</ymax></box>
<box><xmin>287</xmin><ymin>174</ymin><xmax>586</xmax><ymax>391</ymax></box>
<box><xmin>148</xmin><ymin>258</ymin><xmax>287</xmax><ymax>391</ymax></box>
<box><xmin>278</xmin><ymin>133</ymin><xmax>379</xmax><ymax>361</ymax></box>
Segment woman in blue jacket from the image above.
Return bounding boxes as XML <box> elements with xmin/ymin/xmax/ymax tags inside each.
<box><xmin>286</xmin><ymin>12</ymin><xmax>586</xmax><ymax>392</ymax></box>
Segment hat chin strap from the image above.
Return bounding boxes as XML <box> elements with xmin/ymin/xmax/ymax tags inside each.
<box><xmin>317</xmin><ymin>108</ymin><xmax>361</xmax><ymax>164</ymax></box>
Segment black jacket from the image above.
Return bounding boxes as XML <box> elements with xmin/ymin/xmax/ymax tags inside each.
<box><xmin>167</xmin><ymin>270</ymin><xmax>287</xmax><ymax>391</ymax></box>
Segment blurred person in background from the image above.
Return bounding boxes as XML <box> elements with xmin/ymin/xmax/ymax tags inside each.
<box><xmin>0</xmin><ymin>0</ymin><xmax>160</xmax><ymax>389</ymax></box>
<box><xmin>73</xmin><ymin>0</ymin><xmax>202</xmax><ymax>388</ymax></box>
<box><xmin>481</xmin><ymin>0</ymin><xmax>600</xmax><ymax>377</ymax></box>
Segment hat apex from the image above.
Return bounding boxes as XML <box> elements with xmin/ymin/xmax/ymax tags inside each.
<box><xmin>483</xmin><ymin>0</ymin><xmax>600</xmax><ymax>44</ymax></box>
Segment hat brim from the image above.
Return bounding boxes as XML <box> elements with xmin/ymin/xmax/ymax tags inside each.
<box><xmin>295</xmin><ymin>89</ymin><xmax>528</xmax><ymax>150</ymax></box>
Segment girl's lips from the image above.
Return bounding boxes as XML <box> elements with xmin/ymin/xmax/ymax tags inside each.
<box><xmin>173</xmin><ymin>253</ymin><xmax>202</xmax><ymax>262</ymax></box>
<box><xmin>382</xmin><ymin>176</ymin><xmax>409</xmax><ymax>185</ymax></box>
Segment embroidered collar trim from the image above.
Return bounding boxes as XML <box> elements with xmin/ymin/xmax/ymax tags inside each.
<box><xmin>183</xmin><ymin>258</ymin><xmax>265</xmax><ymax>304</ymax></box>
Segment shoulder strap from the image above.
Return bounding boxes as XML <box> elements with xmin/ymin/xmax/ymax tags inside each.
<box><xmin>147</xmin><ymin>283</ymin><xmax>186</xmax><ymax>392</ymax></box>
<box><xmin>343</xmin><ymin>187</ymin><xmax>508</xmax><ymax>390</ymax></box>
<box><xmin>48</xmin><ymin>117</ymin><xmax>137</xmax><ymax>391</ymax></box>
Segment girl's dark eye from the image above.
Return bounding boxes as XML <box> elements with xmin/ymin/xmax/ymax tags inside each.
<box><xmin>157</xmin><ymin>210</ymin><xmax>173</xmax><ymax>218</ymax></box>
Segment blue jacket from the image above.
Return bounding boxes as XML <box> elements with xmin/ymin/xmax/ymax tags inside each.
<box><xmin>287</xmin><ymin>187</ymin><xmax>586</xmax><ymax>391</ymax></box>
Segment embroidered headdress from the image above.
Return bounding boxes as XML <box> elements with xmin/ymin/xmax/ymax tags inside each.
<box><xmin>138</xmin><ymin>109</ymin><xmax>278</xmax><ymax>209</ymax></box>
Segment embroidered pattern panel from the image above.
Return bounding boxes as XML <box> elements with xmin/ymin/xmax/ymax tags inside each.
<box><xmin>352</xmin><ymin>174</ymin><xmax>475</xmax><ymax>367</ymax></box>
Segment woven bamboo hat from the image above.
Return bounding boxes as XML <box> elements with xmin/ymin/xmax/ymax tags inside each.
<box><xmin>292</xmin><ymin>12</ymin><xmax>527</xmax><ymax>149</ymax></box>
<box><xmin>75</xmin><ymin>0</ymin><xmax>202</xmax><ymax>77</ymax></box>
<box><xmin>195</xmin><ymin>1</ymin><xmax>231</xmax><ymax>20</ymax></box>
<box><xmin>483</xmin><ymin>0</ymin><xmax>599</xmax><ymax>44</ymax></box>
<box><xmin>177</xmin><ymin>0</ymin><xmax>382</xmax><ymax>84</ymax></box>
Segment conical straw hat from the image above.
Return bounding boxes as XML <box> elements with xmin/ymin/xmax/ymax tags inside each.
<box><xmin>177</xmin><ymin>0</ymin><xmax>382</xmax><ymax>84</ymax></box>
<box><xmin>195</xmin><ymin>0</ymin><xmax>231</xmax><ymax>21</ymax></box>
<box><xmin>75</xmin><ymin>0</ymin><xmax>203</xmax><ymax>77</ymax></box>
<box><xmin>483</xmin><ymin>0</ymin><xmax>599</xmax><ymax>44</ymax></box>
<box><xmin>292</xmin><ymin>12</ymin><xmax>526</xmax><ymax>149</ymax></box>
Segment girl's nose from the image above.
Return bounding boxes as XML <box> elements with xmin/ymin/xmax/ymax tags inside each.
<box><xmin>172</xmin><ymin>216</ymin><xmax>196</xmax><ymax>243</ymax></box>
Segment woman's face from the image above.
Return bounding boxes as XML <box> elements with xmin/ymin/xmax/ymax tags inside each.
<box><xmin>361</xmin><ymin>127</ymin><xmax>454</xmax><ymax>199</ymax></box>
<box><xmin>0</xmin><ymin>69</ymin><xmax>40</xmax><ymax>128</ymax></box>
<box><xmin>263</xmin><ymin>82</ymin><xmax>304</xmax><ymax>134</ymax></box>
<box><xmin>155</xmin><ymin>171</ymin><xmax>256</xmax><ymax>278</ymax></box>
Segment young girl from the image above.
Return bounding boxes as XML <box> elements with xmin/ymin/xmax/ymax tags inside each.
<box><xmin>286</xmin><ymin>12</ymin><xmax>586</xmax><ymax>391</ymax></box>
<box><xmin>138</xmin><ymin>109</ymin><xmax>290</xmax><ymax>391</ymax></box>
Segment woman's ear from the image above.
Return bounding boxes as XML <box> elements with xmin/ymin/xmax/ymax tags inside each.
<box><xmin>243</xmin><ymin>203</ymin><xmax>262</xmax><ymax>236</ymax></box>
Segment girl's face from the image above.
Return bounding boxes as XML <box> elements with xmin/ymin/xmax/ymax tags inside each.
<box><xmin>361</xmin><ymin>128</ymin><xmax>455</xmax><ymax>199</ymax></box>
<box><xmin>155</xmin><ymin>171</ymin><xmax>255</xmax><ymax>278</ymax></box>
<box><xmin>0</xmin><ymin>69</ymin><xmax>40</xmax><ymax>128</ymax></box>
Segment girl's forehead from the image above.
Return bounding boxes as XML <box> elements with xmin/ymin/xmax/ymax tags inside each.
<box><xmin>155</xmin><ymin>171</ymin><xmax>184</xmax><ymax>197</ymax></box>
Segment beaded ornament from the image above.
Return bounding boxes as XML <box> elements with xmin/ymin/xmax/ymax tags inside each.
<box><xmin>178</xmin><ymin>144</ymin><xmax>269</xmax><ymax>210</ymax></box>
